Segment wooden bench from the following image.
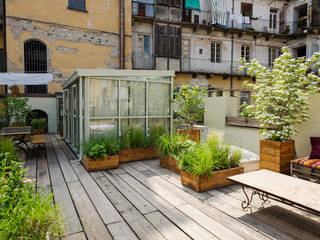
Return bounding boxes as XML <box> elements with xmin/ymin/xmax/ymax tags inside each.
<box><xmin>29</xmin><ymin>134</ymin><xmax>47</xmax><ymax>158</ymax></box>
<box><xmin>291</xmin><ymin>157</ymin><xmax>320</xmax><ymax>183</ymax></box>
<box><xmin>228</xmin><ymin>169</ymin><xmax>320</xmax><ymax>216</ymax></box>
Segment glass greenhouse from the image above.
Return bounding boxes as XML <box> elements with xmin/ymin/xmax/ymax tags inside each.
<box><xmin>62</xmin><ymin>69</ymin><xmax>175</xmax><ymax>154</ymax></box>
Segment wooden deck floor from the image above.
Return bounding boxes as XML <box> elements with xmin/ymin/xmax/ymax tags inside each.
<box><xmin>24</xmin><ymin>135</ymin><xmax>320</xmax><ymax>240</ymax></box>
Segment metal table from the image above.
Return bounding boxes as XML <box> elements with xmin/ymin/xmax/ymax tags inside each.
<box><xmin>228</xmin><ymin>169</ymin><xmax>320</xmax><ymax>216</ymax></box>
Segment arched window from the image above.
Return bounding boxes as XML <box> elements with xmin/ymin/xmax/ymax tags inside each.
<box><xmin>24</xmin><ymin>40</ymin><xmax>48</xmax><ymax>94</ymax></box>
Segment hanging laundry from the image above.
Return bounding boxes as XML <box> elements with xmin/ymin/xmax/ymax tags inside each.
<box><xmin>209</xmin><ymin>0</ymin><xmax>227</xmax><ymax>26</ymax></box>
<box><xmin>244</xmin><ymin>16</ymin><xmax>250</xmax><ymax>24</ymax></box>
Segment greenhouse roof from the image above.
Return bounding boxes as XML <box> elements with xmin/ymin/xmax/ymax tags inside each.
<box><xmin>62</xmin><ymin>69</ymin><xmax>175</xmax><ymax>89</ymax></box>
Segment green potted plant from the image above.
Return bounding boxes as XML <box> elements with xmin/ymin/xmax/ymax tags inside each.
<box><xmin>82</xmin><ymin>137</ymin><xmax>120</xmax><ymax>171</ymax></box>
<box><xmin>3</xmin><ymin>97</ymin><xmax>32</xmax><ymax>127</ymax></box>
<box><xmin>119</xmin><ymin>126</ymin><xmax>166</xmax><ymax>162</ymax></box>
<box><xmin>174</xmin><ymin>85</ymin><xmax>207</xmax><ymax>143</ymax></box>
<box><xmin>240</xmin><ymin>47</ymin><xmax>320</xmax><ymax>174</ymax></box>
<box><xmin>31</xmin><ymin>118</ymin><xmax>46</xmax><ymax>134</ymax></box>
<box><xmin>178</xmin><ymin>131</ymin><xmax>243</xmax><ymax>192</ymax></box>
<box><xmin>157</xmin><ymin>133</ymin><xmax>195</xmax><ymax>173</ymax></box>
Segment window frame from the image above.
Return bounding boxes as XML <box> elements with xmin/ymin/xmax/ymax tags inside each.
<box><xmin>269</xmin><ymin>8</ymin><xmax>277</xmax><ymax>29</ymax></box>
<box><xmin>211</xmin><ymin>42</ymin><xmax>221</xmax><ymax>63</ymax></box>
<box><xmin>241</xmin><ymin>45</ymin><xmax>251</xmax><ymax>62</ymax></box>
<box><xmin>268</xmin><ymin>47</ymin><xmax>280</xmax><ymax>67</ymax></box>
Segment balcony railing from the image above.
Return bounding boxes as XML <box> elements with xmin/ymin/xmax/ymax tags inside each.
<box><xmin>132</xmin><ymin>1</ymin><xmax>155</xmax><ymax>18</ymax></box>
<box><xmin>132</xmin><ymin>53</ymin><xmax>153</xmax><ymax>70</ymax></box>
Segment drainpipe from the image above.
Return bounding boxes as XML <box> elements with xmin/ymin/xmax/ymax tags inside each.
<box><xmin>120</xmin><ymin>0</ymin><xmax>125</xmax><ymax>69</ymax></box>
<box><xmin>2</xmin><ymin>0</ymin><xmax>7</xmax><ymax>94</ymax></box>
<box><xmin>230</xmin><ymin>0</ymin><xmax>234</xmax><ymax>90</ymax></box>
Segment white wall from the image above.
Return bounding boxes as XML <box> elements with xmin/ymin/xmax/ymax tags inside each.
<box><xmin>204</xmin><ymin>91</ymin><xmax>320</xmax><ymax>158</ymax></box>
<box><xmin>28</xmin><ymin>97</ymin><xmax>58</xmax><ymax>133</ymax></box>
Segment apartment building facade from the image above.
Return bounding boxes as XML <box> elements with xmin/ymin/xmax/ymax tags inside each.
<box><xmin>132</xmin><ymin>0</ymin><xmax>320</xmax><ymax>95</ymax></box>
<box><xmin>0</xmin><ymin>0</ymin><xmax>132</xmax><ymax>132</ymax></box>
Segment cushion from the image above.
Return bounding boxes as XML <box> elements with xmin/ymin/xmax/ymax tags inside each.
<box><xmin>310</xmin><ymin>137</ymin><xmax>320</xmax><ymax>159</ymax></box>
<box><xmin>296</xmin><ymin>158</ymin><xmax>320</xmax><ymax>169</ymax></box>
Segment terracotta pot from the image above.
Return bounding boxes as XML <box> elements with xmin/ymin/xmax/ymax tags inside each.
<box><xmin>178</xmin><ymin>128</ymin><xmax>200</xmax><ymax>143</ymax></box>
<box><xmin>181</xmin><ymin>167</ymin><xmax>244</xmax><ymax>192</ymax></box>
<box><xmin>119</xmin><ymin>147</ymin><xmax>158</xmax><ymax>163</ymax></box>
<box><xmin>260</xmin><ymin>139</ymin><xmax>295</xmax><ymax>174</ymax></box>
<box><xmin>82</xmin><ymin>155</ymin><xmax>119</xmax><ymax>171</ymax></box>
<box><xmin>160</xmin><ymin>155</ymin><xmax>180</xmax><ymax>173</ymax></box>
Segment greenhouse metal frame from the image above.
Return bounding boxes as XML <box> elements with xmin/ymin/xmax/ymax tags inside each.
<box><xmin>62</xmin><ymin>69</ymin><xmax>175</xmax><ymax>155</ymax></box>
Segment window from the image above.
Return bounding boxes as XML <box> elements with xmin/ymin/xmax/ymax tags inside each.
<box><xmin>68</xmin><ymin>0</ymin><xmax>86</xmax><ymax>11</ymax></box>
<box><xmin>155</xmin><ymin>24</ymin><xmax>181</xmax><ymax>58</ymax></box>
<box><xmin>138</xmin><ymin>35</ymin><xmax>150</xmax><ymax>55</ymax></box>
<box><xmin>241</xmin><ymin>3</ymin><xmax>253</xmax><ymax>17</ymax></box>
<box><xmin>269</xmin><ymin>9</ymin><xmax>277</xmax><ymax>29</ymax></box>
<box><xmin>182</xmin><ymin>39</ymin><xmax>190</xmax><ymax>58</ymax></box>
<box><xmin>240</xmin><ymin>91</ymin><xmax>251</xmax><ymax>106</ymax></box>
<box><xmin>211</xmin><ymin>42</ymin><xmax>221</xmax><ymax>63</ymax></box>
<box><xmin>268</xmin><ymin>48</ymin><xmax>280</xmax><ymax>67</ymax></box>
<box><xmin>241</xmin><ymin>45</ymin><xmax>250</xmax><ymax>62</ymax></box>
<box><xmin>24</xmin><ymin>40</ymin><xmax>48</xmax><ymax>94</ymax></box>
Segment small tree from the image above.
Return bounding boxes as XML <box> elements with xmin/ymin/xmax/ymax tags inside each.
<box><xmin>4</xmin><ymin>97</ymin><xmax>32</xmax><ymax>126</ymax></box>
<box><xmin>239</xmin><ymin>47</ymin><xmax>320</xmax><ymax>141</ymax></box>
<box><xmin>174</xmin><ymin>85</ymin><xmax>207</xmax><ymax>128</ymax></box>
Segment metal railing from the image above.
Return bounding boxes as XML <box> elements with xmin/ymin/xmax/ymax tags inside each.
<box><xmin>132</xmin><ymin>53</ymin><xmax>154</xmax><ymax>70</ymax></box>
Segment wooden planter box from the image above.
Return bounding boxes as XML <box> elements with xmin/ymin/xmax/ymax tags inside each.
<box><xmin>32</xmin><ymin>129</ymin><xmax>46</xmax><ymax>134</ymax></box>
<box><xmin>82</xmin><ymin>155</ymin><xmax>119</xmax><ymax>171</ymax></box>
<box><xmin>178</xmin><ymin>128</ymin><xmax>200</xmax><ymax>143</ymax></box>
<box><xmin>119</xmin><ymin>147</ymin><xmax>158</xmax><ymax>163</ymax></box>
<box><xmin>160</xmin><ymin>155</ymin><xmax>180</xmax><ymax>173</ymax></box>
<box><xmin>260</xmin><ymin>140</ymin><xmax>295</xmax><ymax>175</ymax></box>
<box><xmin>181</xmin><ymin>167</ymin><xmax>244</xmax><ymax>192</ymax></box>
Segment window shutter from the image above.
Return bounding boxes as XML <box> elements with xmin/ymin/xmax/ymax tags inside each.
<box><xmin>69</xmin><ymin>0</ymin><xmax>86</xmax><ymax>11</ymax></box>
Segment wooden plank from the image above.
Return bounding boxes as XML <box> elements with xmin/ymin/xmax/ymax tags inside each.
<box><xmin>140</xmin><ymin>160</ymin><xmax>271</xmax><ymax>240</ymax></box>
<box><xmin>55</xmin><ymin>149</ymin><xmax>79</xmax><ymax>183</ymax></box>
<box><xmin>107</xmin><ymin>221</ymin><xmax>139</xmax><ymax>240</ymax></box>
<box><xmin>70</xmin><ymin>160</ymin><xmax>122</xmax><ymax>225</ymax></box>
<box><xmin>68</xmin><ymin>181</ymin><xmax>112</xmax><ymax>240</ymax></box>
<box><xmin>45</xmin><ymin>141</ymin><xmax>57</xmax><ymax>163</ymax></box>
<box><xmin>25</xmin><ymin>156</ymin><xmax>37</xmax><ymax>180</ymax></box>
<box><xmin>61</xmin><ymin>232</ymin><xmax>87</xmax><ymax>240</ymax></box>
<box><xmin>37</xmin><ymin>154</ymin><xmax>50</xmax><ymax>187</ymax></box>
<box><xmin>48</xmin><ymin>160</ymin><xmax>82</xmax><ymax>236</ymax></box>
<box><xmin>92</xmin><ymin>172</ymin><xmax>166</xmax><ymax>240</ymax></box>
<box><xmin>145</xmin><ymin>211</ymin><xmax>191</xmax><ymax>240</ymax></box>
<box><xmin>104</xmin><ymin>170</ymin><xmax>157</xmax><ymax>214</ymax></box>
<box><xmin>118</xmin><ymin>172</ymin><xmax>217</xmax><ymax>240</ymax></box>
<box><xmin>57</xmin><ymin>137</ymin><xmax>78</xmax><ymax>161</ymax></box>
<box><xmin>124</xmin><ymin>163</ymin><xmax>245</xmax><ymax>240</ymax></box>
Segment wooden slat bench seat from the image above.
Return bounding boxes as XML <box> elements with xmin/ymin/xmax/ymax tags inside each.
<box><xmin>228</xmin><ymin>169</ymin><xmax>320</xmax><ymax>216</ymax></box>
<box><xmin>291</xmin><ymin>157</ymin><xmax>320</xmax><ymax>182</ymax></box>
<box><xmin>29</xmin><ymin>134</ymin><xmax>47</xmax><ymax>158</ymax></box>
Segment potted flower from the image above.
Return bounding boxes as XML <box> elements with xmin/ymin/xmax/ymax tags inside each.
<box><xmin>240</xmin><ymin>47</ymin><xmax>320</xmax><ymax>174</ymax></box>
<box><xmin>82</xmin><ymin>137</ymin><xmax>120</xmax><ymax>171</ymax></box>
<box><xmin>157</xmin><ymin>133</ymin><xmax>195</xmax><ymax>173</ymax></box>
<box><xmin>31</xmin><ymin>118</ymin><xmax>46</xmax><ymax>134</ymax></box>
<box><xmin>174</xmin><ymin>85</ymin><xmax>206</xmax><ymax>143</ymax></box>
<box><xmin>178</xmin><ymin>131</ymin><xmax>243</xmax><ymax>192</ymax></box>
<box><xmin>119</xmin><ymin>126</ymin><xmax>166</xmax><ymax>162</ymax></box>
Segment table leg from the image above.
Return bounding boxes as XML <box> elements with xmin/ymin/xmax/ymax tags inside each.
<box><xmin>241</xmin><ymin>186</ymin><xmax>270</xmax><ymax>212</ymax></box>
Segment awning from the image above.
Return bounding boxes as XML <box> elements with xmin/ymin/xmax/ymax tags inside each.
<box><xmin>0</xmin><ymin>73</ymin><xmax>53</xmax><ymax>86</ymax></box>
<box><xmin>185</xmin><ymin>0</ymin><xmax>201</xmax><ymax>11</ymax></box>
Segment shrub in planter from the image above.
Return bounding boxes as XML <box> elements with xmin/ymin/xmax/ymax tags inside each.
<box><xmin>120</xmin><ymin>126</ymin><xmax>166</xmax><ymax>162</ymax></box>
<box><xmin>157</xmin><ymin>133</ymin><xmax>195</xmax><ymax>173</ymax></box>
<box><xmin>240</xmin><ymin>47</ymin><xmax>320</xmax><ymax>174</ymax></box>
<box><xmin>174</xmin><ymin>85</ymin><xmax>207</xmax><ymax>143</ymax></box>
<box><xmin>178</xmin><ymin>131</ymin><xmax>243</xmax><ymax>192</ymax></box>
<box><xmin>3</xmin><ymin>97</ymin><xmax>32</xmax><ymax>127</ymax></box>
<box><xmin>82</xmin><ymin>137</ymin><xmax>120</xmax><ymax>171</ymax></box>
<box><xmin>31</xmin><ymin>118</ymin><xmax>46</xmax><ymax>134</ymax></box>
<box><xmin>0</xmin><ymin>153</ymin><xmax>63</xmax><ymax>239</ymax></box>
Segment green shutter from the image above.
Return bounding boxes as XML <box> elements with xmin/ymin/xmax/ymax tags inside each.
<box><xmin>185</xmin><ymin>0</ymin><xmax>200</xmax><ymax>11</ymax></box>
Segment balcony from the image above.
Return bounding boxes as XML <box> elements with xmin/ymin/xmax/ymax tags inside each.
<box><xmin>132</xmin><ymin>1</ymin><xmax>155</xmax><ymax>18</ymax></box>
<box><xmin>156</xmin><ymin>0</ymin><xmax>181</xmax><ymax>8</ymax></box>
<box><xmin>132</xmin><ymin>53</ymin><xmax>153</xmax><ymax>70</ymax></box>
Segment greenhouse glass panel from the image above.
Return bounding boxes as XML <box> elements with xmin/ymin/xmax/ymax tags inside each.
<box><xmin>148</xmin><ymin>82</ymin><xmax>170</xmax><ymax>116</ymax></box>
<box><xmin>148</xmin><ymin>118</ymin><xmax>170</xmax><ymax>132</ymax></box>
<box><xmin>120</xmin><ymin>81</ymin><xmax>146</xmax><ymax>116</ymax></box>
<box><xmin>121</xmin><ymin>118</ymin><xmax>146</xmax><ymax>135</ymax></box>
<box><xmin>89</xmin><ymin>79</ymin><xmax>118</xmax><ymax>117</ymax></box>
<box><xmin>89</xmin><ymin>119</ymin><xmax>118</xmax><ymax>138</ymax></box>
